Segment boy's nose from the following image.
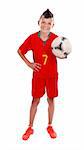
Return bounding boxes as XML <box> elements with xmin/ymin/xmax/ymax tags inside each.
<box><xmin>44</xmin><ymin>24</ymin><xmax>48</xmax><ymax>28</ymax></box>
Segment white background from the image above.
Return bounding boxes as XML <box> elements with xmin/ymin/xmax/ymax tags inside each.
<box><xmin>0</xmin><ymin>0</ymin><xmax>84</xmax><ymax>150</ymax></box>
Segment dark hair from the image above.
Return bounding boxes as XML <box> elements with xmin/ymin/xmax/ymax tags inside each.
<box><xmin>42</xmin><ymin>9</ymin><xmax>53</xmax><ymax>18</ymax></box>
<box><xmin>38</xmin><ymin>9</ymin><xmax>53</xmax><ymax>24</ymax></box>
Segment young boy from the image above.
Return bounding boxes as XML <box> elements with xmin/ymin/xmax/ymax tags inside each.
<box><xmin>18</xmin><ymin>9</ymin><xmax>58</xmax><ymax>140</ymax></box>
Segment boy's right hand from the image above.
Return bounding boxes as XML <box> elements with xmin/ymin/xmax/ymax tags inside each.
<box><xmin>29</xmin><ymin>63</ymin><xmax>42</xmax><ymax>72</ymax></box>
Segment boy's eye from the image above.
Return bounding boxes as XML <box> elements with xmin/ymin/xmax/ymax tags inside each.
<box><xmin>42</xmin><ymin>21</ymin><xmax>45</xmax><ymax>24</ymax></box>
<box><xmin>41</xmin><ymin>21</ymin><xmax>52</xmax><ymax>25</ymax></box>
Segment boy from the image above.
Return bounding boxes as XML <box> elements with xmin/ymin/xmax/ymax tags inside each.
<box><xmin>18</xmin><ymin>9</ymin><xmax>58</xmax><ymax>140</ymax></box>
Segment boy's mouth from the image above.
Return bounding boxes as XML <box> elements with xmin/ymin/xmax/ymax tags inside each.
<box><xmin>41</xmin><ymin>28</ymin><xmax>50</xmax><ymax>32</ymax></box>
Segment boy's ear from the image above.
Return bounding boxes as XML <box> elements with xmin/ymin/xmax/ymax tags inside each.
<box><xmin>52</xmin><ymin>23</ymin><xmax>54</xmax><ymax>28</ymax></box>
<box><xmin>38</xmin><ymin>20</ymin><xmax>39</xmax><ymax>25</ymax></box>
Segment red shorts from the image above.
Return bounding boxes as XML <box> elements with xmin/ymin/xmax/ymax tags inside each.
<box><xmin>32</xmin><ymin>76</ymin><xmax>58</xmax><ymax>98</ymax></box>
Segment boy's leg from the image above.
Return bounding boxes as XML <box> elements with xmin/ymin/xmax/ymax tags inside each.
<box><xmin>47</xmin><ymin>98</ymin><xmax>54</xmax><ymax>125</ymax></box>
<box><xmin>22</xmin><ymin>98</ymin><xmax>40</xmax><ymax>140</ymax></box>
<box><xmin>47</xmin><ymin>98</ymin><xmax>57</xmax><ymax>138</ymax></box>
<box><xmin>29</xmin><ymin>98</ymin><xmax>40</xmax><ymax>127</ymax></box>
<box><xmin>46</xmin><ymin>77</ymin><xmax>58</xmax><ymax>125</ymax></box>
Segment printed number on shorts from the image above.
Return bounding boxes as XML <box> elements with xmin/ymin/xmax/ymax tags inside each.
<box><xmin>42</xmin><ymin>54</ymin><xmax>48</xmax><ymax>65</ymax></box>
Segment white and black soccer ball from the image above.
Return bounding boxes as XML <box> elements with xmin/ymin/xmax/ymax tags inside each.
<box><xmin>51</xmin><ymin>36</ymin><xmax>72</xmax><ymax>59</ymax></box>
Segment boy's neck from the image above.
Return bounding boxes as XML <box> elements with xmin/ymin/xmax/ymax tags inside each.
<box><xmin>40</xmin><ymin>31</ymin><xmax>50</xmax><ymax>38</ymax></box>
<box><xmin>39</xmin><ymin>31</ymin><xmax>50</xmax><ymax>41</ymax></box>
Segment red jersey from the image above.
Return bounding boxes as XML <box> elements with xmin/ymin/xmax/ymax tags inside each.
<box><xmin>19</xmin><ymin>31</ymin><xmax>58</xmax><ymax>78</ymax></box>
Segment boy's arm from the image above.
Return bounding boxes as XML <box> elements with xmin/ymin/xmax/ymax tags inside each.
<box><xmin>17</xmin><ymin>49</ymin><xmax>32</xmax><ymax>68</ymax></box>
<box><xmin>17</xmin><ymin>49</ymin><xmax>41</xmax><ymax>72</ymax></box>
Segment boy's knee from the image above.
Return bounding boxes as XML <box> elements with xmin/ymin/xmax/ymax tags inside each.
<box><xmin>47</xmin><ymin>98</ymin><xmax>54</xmax><ymax>105</ymax></box>
<box><xmin>32</xmin><ymin>98</ymin><xmax>40</xmax><ymax>105</ymax></box>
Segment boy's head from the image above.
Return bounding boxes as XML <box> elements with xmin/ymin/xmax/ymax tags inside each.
<box><xmin>38</xmin><ymin>9</ymin><xmax>54</xmax><ymax>33</ymax></box>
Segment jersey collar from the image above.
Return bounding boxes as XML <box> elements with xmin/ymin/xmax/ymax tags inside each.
<box><xmin>38</xmin><ymin>31</ymin><xmax>51</xmax><ymax>44</ymax></box>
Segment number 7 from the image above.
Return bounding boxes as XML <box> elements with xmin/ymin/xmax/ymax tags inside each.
<box><xmin>42</xmin><ymin>54</ymin><xmax>48</xmax><ymax>65</ymax></box>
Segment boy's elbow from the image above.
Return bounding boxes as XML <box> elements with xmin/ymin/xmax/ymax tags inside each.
<box><xmin>17</xmin><ymin>49</ymin><xmax>24</xmax><ymax>57</ymax></box>
<box><xmin>17</xmin><ymin>49</ymin><xmax>21</xmax><ymax>55</ymax></box>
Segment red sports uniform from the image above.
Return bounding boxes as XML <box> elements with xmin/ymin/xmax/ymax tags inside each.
<box><xmin>19</xmin><ymin>32</ymin><xmax>58</xmax><ymax>98</ymax></box>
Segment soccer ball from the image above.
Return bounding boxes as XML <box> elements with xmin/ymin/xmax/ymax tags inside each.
<box><xmin>51</xmin><ymin>36</ymin><xmax>72</xmax><ymax>59</ymax></box>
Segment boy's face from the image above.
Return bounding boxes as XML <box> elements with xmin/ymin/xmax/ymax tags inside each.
<box><xmin>39</xmin><ymin>16</ymin><xmax>54</xmax><ymax>33</ymax></box>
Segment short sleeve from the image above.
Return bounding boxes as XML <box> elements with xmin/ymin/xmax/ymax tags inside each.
<box><xmin>19</xmin><ymin>35</ymin><xmax>32</xmax><ymax>54</ymax></box>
